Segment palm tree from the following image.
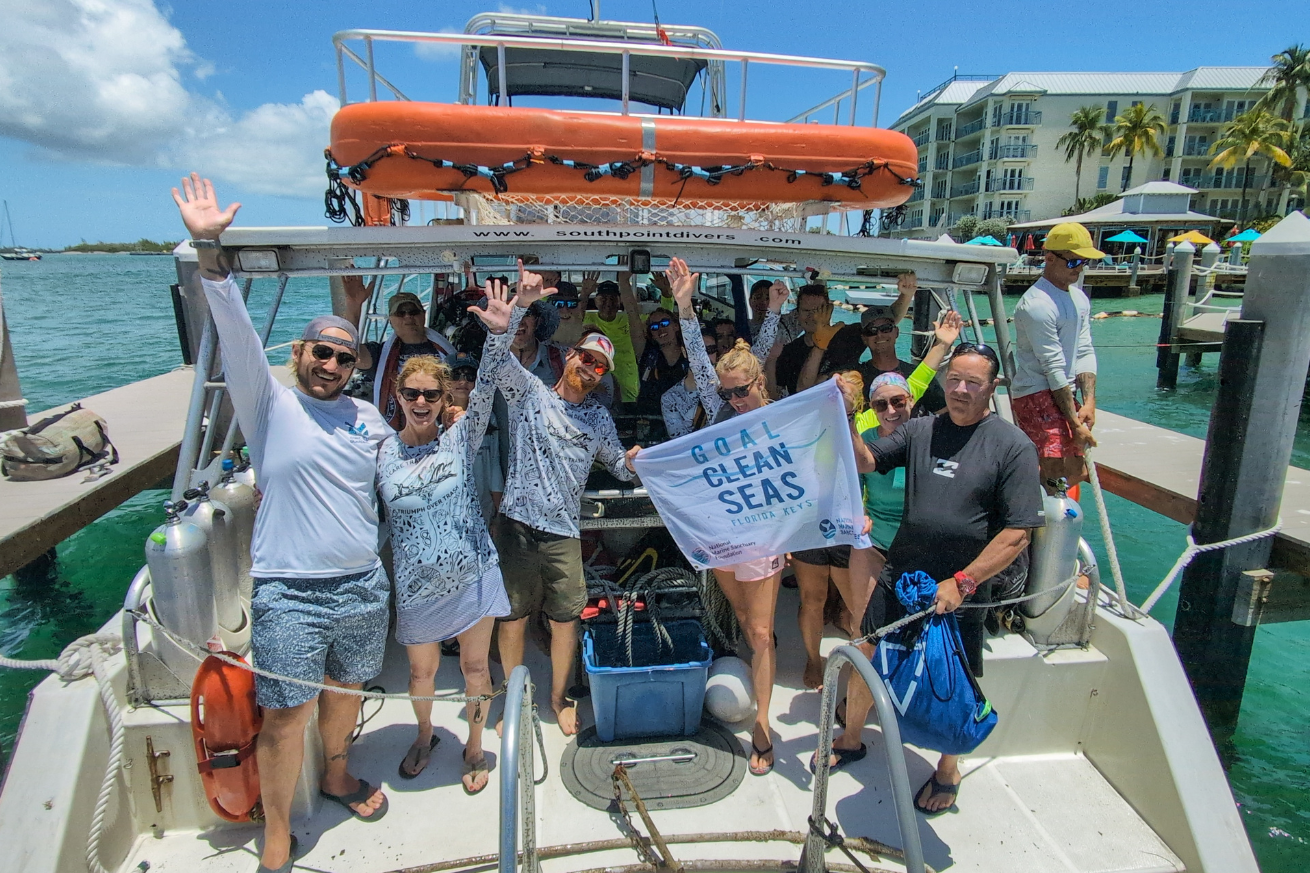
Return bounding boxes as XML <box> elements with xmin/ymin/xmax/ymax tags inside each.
<box><xmin>1056</xmin><ymin>105</ymin><xmax>1105</xmax><ymax>206</ymax></box>
<box><xmin>1209</xmin><ymin>109</ymin><xmax>1292</xmax><ymax>226</ymax></box>
<box><xmin>1255</xmin><ymin>45</ymin><xmax>1310</xmax><ymax>214</ymax></box>
<box><xmin>1104</xmin><ymin>103</ymin><xmax>1168</xmax><ymax>191</ymax></box>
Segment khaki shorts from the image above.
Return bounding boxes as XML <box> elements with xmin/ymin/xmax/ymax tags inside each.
<box><xmin>495</xmin><ymin>516</ymin><xmax>586</xmax><ymax>622</ymax></box>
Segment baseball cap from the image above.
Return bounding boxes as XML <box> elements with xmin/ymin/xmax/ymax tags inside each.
<box><xmin>388</xmin><ymin>291</ymin><xmax>424</xmax><ymax>315</ymax></box>
<box><xmin>860</xmin><ymin>305</ymin><xmax>896</xmax><ymax>327</ymax></box>
<box><xmin>301</xmin><ymin>315</ymin><xmax>359</xmax><ymax>350</ymax></box>
<box><xmin>595</xmin><ymin>280</ymin><xmax>621</xmax><ymax>296</ymax></box>
<box><xmin>574</xmin><ymin>332</ymin><xmax>615</xmax><ymax>371</ymax></box>
<box><xmin>446</xmin><ymin>351</ymin><xmax>479</xmax><ymax>372</ymax></box>
<box><xmin>1043</xmin><ymin>222</ymin><xmax>1106</xmax><ymax>259</ymax></box>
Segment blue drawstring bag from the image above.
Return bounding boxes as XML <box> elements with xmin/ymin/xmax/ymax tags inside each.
<box><xmin>872</xmin><ymin>571</ymin><xmax>998</xmax><ymax>755</ymax></box>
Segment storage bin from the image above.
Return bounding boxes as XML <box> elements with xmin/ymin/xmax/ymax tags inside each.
<box><xmin>583</xmin><ymin>619</ymin><xmax>712</xmax><ymax>741</ymax></box>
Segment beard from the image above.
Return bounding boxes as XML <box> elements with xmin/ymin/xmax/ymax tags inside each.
<box><xmin>295</xmin><ymin>361</ymin><xmax>346</xmax><ymax>401</ymax></box>
<box><xmin>562</xmin><ymin>360</ymin><xmax>597</xmax><ymax>395</ymax></box>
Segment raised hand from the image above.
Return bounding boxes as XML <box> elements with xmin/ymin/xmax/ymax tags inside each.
<box><xmin>513</xmin><ymin>258</ymin><xmax>556</xmax><ymax>309</ymax></box>
<box><xmin>469</xmin><ymin>276</ymin><xmax>515</xmax><ymax>335</ymax></box>
<box><xmin>768</xmin><ymin>280</ymin><xmax>789</xmax><ymax>313</ymax></box>
<box><xmin>170</xmin><ymin>173</ymin><xmax>240</xmax><ymax>240</ymax></box>
<box><xmin>666</xmin><ymin>257</ymin><xmax>699</xmax><ymax>315</ymax></box>
<box><xmin>933</xmin><ymin>309</ymin><xmax>963</xmax><ymax>347</ymax></box>
<box><xmin>581</xmin><ymin>270</ymin><xmax>600</xmax><ymax>297</ymax></box>
<box><xmin>651</xmin><ymin>271</ymin><xmax>672</xmax><ymax>297</ymax></box>
<box><xmin>896</xmin><ymin>271</ymin><xmax>917</xmax><ymax>298</ymax></box>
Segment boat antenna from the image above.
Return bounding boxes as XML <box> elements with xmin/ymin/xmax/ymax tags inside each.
<box><xmin>652</xmin><ymin>0</ymin><xmax>671</xmax><ymax>44</ymax></box>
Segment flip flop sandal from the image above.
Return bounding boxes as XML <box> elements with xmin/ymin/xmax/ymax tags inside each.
<box><xmin>749</xmin><ymin>742</ymin><xmax>775</xmax><ymax>777</ymax></box>
<box><xmin>319</xmin><ymin>779</ymin><xmax>389</xmax><ymax>822</ymax></box>
<box><xmin>462</xmin><ymin>752</ymin><xmax>491</xmax><ymax>795</ymax></box>
<box><xmin>914</xmin><ymin>773</ymin><xmax>959</xmax><ymax>816</ymax></box>
<box><xmin>808</xmin><ymin>742</ymin><xmax>867</xmax><ymax>774</ymax></box>
<box><xmin>397</xmin><ymin>735</ymin><xmax>440</xmax><ymax>780</ymax></box>
<box><xmin>834</xmin><ymin>700</ymin><xmax>847</xmax><ymax>730</ymax></box>
<box><xmin>255</xmin><ymin>835</ymin><xmax>299</xmax><ymax>873</ymax></box>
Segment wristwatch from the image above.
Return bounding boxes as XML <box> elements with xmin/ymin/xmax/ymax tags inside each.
<box><xmin>190</xmin><ymin>238</ymin><xmax>222</xmax><ymax>249</ymax></box>
<box><xmin>952</xmin><ymin>571</ymin><xmax>979</xmax><ymax>597</ymax></box>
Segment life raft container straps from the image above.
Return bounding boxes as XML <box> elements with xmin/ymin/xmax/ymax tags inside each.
<box><xmin>196</xmin><ymin>736</ymin><xmax>258</xmax><ymax>775</ymax></box>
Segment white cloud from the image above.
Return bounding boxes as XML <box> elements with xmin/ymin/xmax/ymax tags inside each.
<box><xmin>413</xmin><ymin>28</ymin><xmax>465</xmax><ymax>61</ymax></box>
<box><xmin>0</xmin><ymin>0</ymin><xmax>337</xmax><ymax>198</ymax></box>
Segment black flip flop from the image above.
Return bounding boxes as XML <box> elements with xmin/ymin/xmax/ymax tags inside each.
<box><xmin>397</xmin><ymin>735</ymin><xmax>440</xmax><ymax>779</ymax></box>
<box><xmin>749</xmin><ymin>742</ymin><xmax>775</xmax><ymax>776</ymax></box>
<box><xmin>255</xmin><ymin>835</ymin><xmax>299</xmax><ymax>873</ymax></box>
<box><xmin>914</xmin><ymin>773</ymin><xmax>959</xmax><ymax>816</ymax></box>
<box><xmin>809</xmin><ymin>742</ymin><xmax>867</xmax><ymax>774</ymax></box>
<box><xmin>319</xmin><ymin>779</ymin><xmax>389</xmax><ymax>822</ymax></box>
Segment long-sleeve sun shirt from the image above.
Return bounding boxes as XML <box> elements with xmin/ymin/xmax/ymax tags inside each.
<box><xmin>680</xmin><ymin>308</ymin><xmax>779</xmax><ymax>425</ymax></box>
<box><xmin>1010</xmin><ymin>277</ymin><xmax>1097</xmax><ymax>400</ymax></box>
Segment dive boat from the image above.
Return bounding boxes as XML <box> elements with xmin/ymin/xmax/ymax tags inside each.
<box><xmin>0</xmin><ymin>10</ymin><xmax>1259</xmax><ymax>873</ymax></box>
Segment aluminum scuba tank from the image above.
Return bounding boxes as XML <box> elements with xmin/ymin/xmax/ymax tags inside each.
<box><xmin>182</xmin><ymin>482</ymin><xmax>243</xmax><ymax>633</ymax></box>
<box><xmin>233</xmin><ymin>448</ymin><xmax>257</xmax><ymax>489</ymax></box>
<box><xmin>1024</xmin><ymin>478</ymin><xmax>1083</xmax><ymax>621</ymax></box>
<box><xmin>145</xmin><ymin>500</ymin><xmax>219</xmax><ymax>683</ymax></box>
<box><xmin>211</xmin><ymin>458</ymin><xmax>256</xmax><ymax>605</ymax></box>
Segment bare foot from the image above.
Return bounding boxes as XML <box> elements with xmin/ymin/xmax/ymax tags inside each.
<box><xmin>552</xmin><ymin>699</ymin><xmax>578</xmax><ymax>736</ymax></box>
<box><xmin>803</xmin><ymin>656</ymin><xmax>826</xmax><ymax>690</ymax></box>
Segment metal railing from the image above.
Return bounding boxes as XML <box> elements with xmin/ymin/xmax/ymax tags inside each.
<box><xmin>903</xmin><ymin>214</ymin><xmax>925</xmax><ymax>228</ymax></box>
<box><xmin>500</xmin><ymin>665</ymin><xmax>538</xmax><ymax>873</ymax></box>
<box><xmin>934</xmin><ymin>153</ymin><xmax>951</xmax><ymax>171</ymax></box>
<box><xmin>907</xmin><ymin>188</ymin><xmax>925</xmax><ymax>202</ymax></box>
<box><xmin>955</xmin><ymin>117</ymin><xmax>986</xmax><ymax>138</ymax></box>
<box><xmin>1182</xmin><ymin>143</ymin><xmax>1211</xmax><ymax>156</ymax></box>
<box><xmin>981</xmin><ymin>208</ymin><xmax>1031</xmax><ymax>222</ymax></box>
<box><xmin>803</xmin><ymin>645</ymin><xmax>925</xmax><ymax>873</ymax></box>
<box><xmin>998</xmin><ymin>109</ymin><xmax>1041</xmax><ymax>126</ymax></box>
<box><xmin>1188</xmin><ymin>108</ymin><xmax>1228</xmax><ymax>123</ymax></box>
<box><xmin>1196</xmin><ymin>174</ymin><xmax>1267</xmax><ymax>190</ymax></box>
<box><xmin>911</xmin><ymin>130</ymin><xmax>930</xmax><ymax>147</ymax></box>
<box><xmin>953</xmin><ymin>148</ymin><xmax>983</xmax><ymax>168</ymax></box>
<box><xmin>951</xmin><ymin>180</ymin><xmax>981</xmax><ymax>197</ymax></box>
<box><xmin>935</xmin><ymin>128</ymin><xmax>953</xmax><ymax>142</ymax></box>
<box><xmin>789</xmin><ymin>73</ymin><xmax>884</xmax><ymax>127</ymax></box>
<box><xmin>986</xmin><ymin>176</ymin><xmax>1034</xmax><ymax>192</ymax></box>
<box><xmin>333</xmin><ymin>29</ymin><xmax>887</xmax><ymax>125</ymax></box>
<box><xmin>989</xmin><ymin>143</ymin><xmax>1037</xmax><ymax>159</ymax></box>
<box><xmin>917</xmin><ymin>157</ymin><xmax>928</xmax><ymax>174</ymax></box>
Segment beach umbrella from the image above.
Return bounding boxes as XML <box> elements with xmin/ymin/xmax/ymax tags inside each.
<box><xmin>1168</xmin><ymin>230</ymin><xmax>1214</xmax><ymax>245</ymax></box>
<box><xmin>1105</xmin><ymin>230</ymin><xmax>1148</xmax><ymax>244</ymax></box>
<box><xmin>965</xmin><ymin>235</ymin><xmax>1004</xmax><ymax>246</ymax></box>
<box><xmin>1228</xmin><ymin>228</ymin><xmax>1262</xmax><ymax>242</ymax></box>
<box><xmin>1022</xmin><ymin>233</ymin><xmax>1036</xmax><ymax>251</ymax></box>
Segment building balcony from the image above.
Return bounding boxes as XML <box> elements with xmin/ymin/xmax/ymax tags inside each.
<box><xmin>903</xmin><ymin>215</ymin><xmax>925</xmax><ymax>229</ymax></box>
<box><xmin>998</xmin><ymin>109</ymin><xmax>1041</xmax><ymax>126</ymax></box>
<box><xmin>986</xmin><ymin>176</ymin><xmax>1034</xmax><ymax>192</ymax></box>
<box><xmin>936</xmin><ymin>129</ymin><xmax>953</xmax><ymax>142</ymax></box>
<box><xmin>934</xmin><ymin>154</ymin><xmax>951</xmax><ymax>171</ymax></box>
<box><xmin>955</xmin><ymin>117</ymin><xmax>986</xmax><ymax>138</ymax></box>
<box><xmin>953</xmin><ymin>148</ymin><xmax>983</xmax><ymax>168</ymax></box>
<box><xmin>980</xmin><ymin>208</ymin><xmax>1031</xmax><ymax>223</ymax></box>
<box><xmin>912</xmin><ymin>130</ymin><xmax>930</xmax><ymax>147</ymax></box>
<box><xmin>918</xmin><ymin>157</ymin><xmax>928</xmax><ymax>173</ymax></box>
<box><xmin>1182</xmin><ymin>144</ymin><xmax>1211</xmax><ymax>157</ymax></box>
<box><xmin>907</xmin><ymin>188</ymin><xmax>925</xmax><ymax>202</ymax></box>
<box><xmin>989</xmin><ymin>143</ymin><xmax>1037</xmax><ymax>160</ymax></box>
<box><xmin>950</xmin><ymin>180</ymin><xmax>981</xmax><ymax>197</ymax></box>
<box><xmin>1191</xmin><ymin>174</ymin><xmax>1267</xmax><ymax>190</ymax></box>
<box><xmin>1187</xmin><ymin>108</ymin><xmax>1231</xmax><ymax>124</ymax></box>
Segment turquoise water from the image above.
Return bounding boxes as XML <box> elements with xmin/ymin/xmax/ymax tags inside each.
<box><xmin>1</xmin><ymin>257</ymin><xmax>1306</xmax><ymax>867</ymax></box>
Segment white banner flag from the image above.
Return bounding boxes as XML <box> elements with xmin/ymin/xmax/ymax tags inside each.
<box><xmin>634</xmin><ymin>379</ymin><xmax>868</xmax><ymax>570</ymax></box>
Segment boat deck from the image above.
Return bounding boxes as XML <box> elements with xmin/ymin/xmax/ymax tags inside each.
<box><xmin>116</xmin><ymin>586</ymin><xmax>1183</xmax><ymax>873</ymax></box>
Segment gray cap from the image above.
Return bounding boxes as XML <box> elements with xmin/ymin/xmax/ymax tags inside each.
<box><xmin>860</xmin><ymin>305</ymin><xmax>896</xmax><ymax>327</ymax></box>
<box><xmin>302</xmin><ymin>315</ymin><xmax>359</xmax><ymax>350</ymax></box>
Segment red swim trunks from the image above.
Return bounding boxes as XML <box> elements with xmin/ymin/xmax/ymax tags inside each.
<box><xmin>1011</xmin><ymin>390</ymin><xmax>1084</xmax><ymax>459</ymax></box>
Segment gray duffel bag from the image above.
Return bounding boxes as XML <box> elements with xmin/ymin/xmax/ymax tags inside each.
<box><xmin>1</xmin><ymin>403</ymin><xmax>119</xmax><ymax>481</ymax></box>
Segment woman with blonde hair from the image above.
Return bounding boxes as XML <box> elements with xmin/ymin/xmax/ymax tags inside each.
<box><xmin>666</xmin><ymin>256</ymin><xmax>788</xmax><ymax>775</ymax></box>
<box><xmin>376</xmin><ymin>277</ymin><xmax>521</xmax><ymax>793</ymax></box>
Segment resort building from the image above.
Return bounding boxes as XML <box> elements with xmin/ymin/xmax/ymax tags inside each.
<box><xmin>889</xmin><ymin>67</ymin><xmax>1304</xmax><ymax>238</ymax></box>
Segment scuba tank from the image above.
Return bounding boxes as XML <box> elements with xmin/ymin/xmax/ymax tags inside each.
<box><xmin>211</xmin><ymin>458</ymin><xmax>256</xmax><ymax>605</ymax></box>
<box><xmin>145</xmin><ymin>500</ymin><xmax>219</xmax><ymax>683</ymax></box>
<box><xmin>182</xmin><ymin>482</ymin><xmax>243</xmax><ymax>633</ymax></box>
<box><xmin>1023</xmin><ymin>478</ymin><xmax>1083</xmax><ymax>639</ymax></box>
<box><xmin>233</xmin><ymin>447</ymin><xmax>257</xmax><ymax>489</ymax></box>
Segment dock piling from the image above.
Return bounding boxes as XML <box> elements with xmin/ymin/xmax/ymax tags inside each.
<box><xmin>1157</xmin><ymin>241</ymin><xmax>1195</xmax><ymax>389</ymax></box>
<box><xmin>1127</xmin><ymin>247</ymin><xmax>1141</xmax><ymax>297</ymax></box>
<box><xmin>1172</xmin><ymin>212</ymin><xmax>1310</xmax><ymax>740</ymax></box>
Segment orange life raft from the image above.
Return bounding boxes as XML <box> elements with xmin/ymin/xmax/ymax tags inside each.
<box><xmin>191</xmin><ymin>653</ymin><xmax>263</xmax><ymax>822</ymax></box>
<box><xmin>329</xmin><ymin>103</ymin><xmax>919</xmax><ymax>208</ymax></box>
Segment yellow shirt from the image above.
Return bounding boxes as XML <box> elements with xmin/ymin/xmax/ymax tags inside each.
<box><xmin>583</xmin><ymin>311</ymin><xmax>640</xmax><ymax>402</ymax></box>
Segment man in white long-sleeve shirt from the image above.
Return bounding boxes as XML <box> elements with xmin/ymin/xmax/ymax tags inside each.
<box><xmin>1011</xmin><ymin>222</ymin><xmax>1100</xmax><ymax>494</ymax></box>
<box><xmin>172</xmin><ymin>174</ymin><xmax>390</xmax><ymax>873</ymax></box>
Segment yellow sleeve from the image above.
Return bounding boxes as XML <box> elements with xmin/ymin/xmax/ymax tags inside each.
<box><xmin>907</xmin><ymin>360</ymin><xmax>939</xmax><ymax>402</ymax></box>
<box><xmin>855</xmin><ymin>408</ymin><xmax>879</xmax><ymax>433</ymax></box>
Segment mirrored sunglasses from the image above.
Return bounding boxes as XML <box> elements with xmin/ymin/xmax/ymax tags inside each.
<box><xmin>393</xmin><ymin>305</ymin><xmax>423</xmax><ymax>317</ymax></box>
<box><xmin>553</xmin><ymin>299</ymin><xmax>580</xmax><ymax>309</ymax></box>
<box><xmin>577</xmin><ymin>350</ymin><xmax>609</xmax><ymax>374</ymax></box>
<box><xmin>648</xmin><ymin>318</ymin><xmax>673</xmax><ymax>331</ymax></box>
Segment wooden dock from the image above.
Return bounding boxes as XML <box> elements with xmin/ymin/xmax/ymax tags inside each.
<box><xmin>0</xmin><ymin>369</ymin><xmax>195</xmax><ymax>579</ymax></box>
<box><xmin>1176</xmin><ymin>310</ymin><xmax>1236</xmax><ymax>345</ymax></box>
<box><xmin>1004</xmin><ymin>265</ymin><xmax>1169</xmax><ymax>296</ymax></box>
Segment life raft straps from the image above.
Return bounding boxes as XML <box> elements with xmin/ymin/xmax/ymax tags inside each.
<box><xmin>196</xmin><ymin>736</ymin><xmax>258</xmax><ymax>775</ymax></box>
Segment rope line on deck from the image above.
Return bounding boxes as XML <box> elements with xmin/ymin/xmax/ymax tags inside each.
<box><xmin>1139</xmin><ymin>518</ymin><xmax>1283</xmax><ymax>615</ymax></box>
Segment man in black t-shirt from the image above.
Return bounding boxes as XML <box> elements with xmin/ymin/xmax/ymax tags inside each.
<box><xmin>855</xmin><ymin>274</ymin><xmax>946</xmax><ymax>415</ymax></box>
<box><xmin>774</xmin><ymin>284</ymin><xmax>865</xmax><ymax>397</ymax></box>
<box><xmin>824</xmin><ymin>342</ymin><xmax>1042</xmax><ymax>816</ymax></box>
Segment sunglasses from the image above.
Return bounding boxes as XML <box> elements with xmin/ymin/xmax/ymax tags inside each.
<box><xmin>393</xmin><ymin>306</ymin><xmax>423</xmax><ymax>318</ymax></box>
<box><xmin>451</xmin><ymin>367</ymin><xmax>478</xmax><ymax>383</ymax></box>
<box><xmin>1051</xmin><ymin>253</ymin><xmax>1090</xmax><ymax>269</ymax></box>
<box><xmin>310</xmin><ymin>344</ymin><xmax>357</xmax><ymax>368</ymax></box>
<box><xmin>553</xmin><ymin>299</ymin><xmax>580</xmax><ymax>309</ymax></box>
<box><xmin>648</xmin><ymin>318</ymin><xmax>673</xmax><ymax>331</ymax></box>
<box><xmin>871</xmin><ymin>395</ymin><xmax>909</xmax><ymax>413</ymax></box>
<box><xmin>862</xmin><ymin>322</ymin><xmax>895</xmax><ymax>337</ymax></box>
<box><xmin>577</xmin><ymin>350</ymin><xmax>609</xmax><ymax>374</ymax></box>
<box><xmin>399</xmin><ymin>387</ymin><xmax>443</xmax><ymax>403</ymax></box>
<box><xmin>954</xmin><ymin>341</ymin><xmax>999</xmax><ymax>363</ymax></box>
<box><xmin>716</xmin><ymin>384</ymin><xmax>754</xmax><ymax>402</ymax></box>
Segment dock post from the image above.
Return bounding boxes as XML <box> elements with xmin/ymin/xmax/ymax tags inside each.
<box><xmin>1126</xmin><ymin>246</ymin><xmax>1141</xmax><ymax>297</ymax></box>
<box><xmin>0</xmin><ymin>275</ymin><xmax>28</xmax><ymax>432</ymax></box>
<box><xmin>986</xmin><ymin>264</ymin><xmax>1017</xmax><ymax>384</ymax></box>
<box><xmin>1172</xmin><ymin>212</ymin><xmax>1310</xmax><ymax>741</ymax></box>
<box><xmin>1157</xmin><ymin>241</ymin><xmax>1195</xmax><ymax>389</ymax></box>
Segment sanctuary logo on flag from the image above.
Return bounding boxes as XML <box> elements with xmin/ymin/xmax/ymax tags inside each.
<box><xmin>633</xmin><ymin>379</ymin><xmax>868</xmax><ymax>570</ymax></box>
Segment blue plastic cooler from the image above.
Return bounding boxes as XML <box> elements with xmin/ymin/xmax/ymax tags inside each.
<box><xmin>583</xmin><ymin>619</ymin><xmax>712</xmax><ymax>741</ymax></box>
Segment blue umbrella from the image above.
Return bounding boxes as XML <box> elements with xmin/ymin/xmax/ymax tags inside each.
<box><xmin>1104</xmin><ymin>230</ymin><xmax>1148</xmax><ymax>244</ymax></box>
<box><xmin>1228</xmin><ymin>228</ymin><xmax>1262</xmax><ymax>242</ymax></box>
<box><xmin>965</xmin><ymin>235</ymin><xmax>1004</xmax><ymax>246</ymax></box>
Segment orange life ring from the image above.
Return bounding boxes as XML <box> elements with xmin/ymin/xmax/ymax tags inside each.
<box><xmin>191</xmin><ymin>653</ymin><xmax>263</xmax><ymax>822</ymax></box>
<box><xmin>329</xmin><ymin>102</ymin><xmax>919</xmax><ymax>208</ymax></box>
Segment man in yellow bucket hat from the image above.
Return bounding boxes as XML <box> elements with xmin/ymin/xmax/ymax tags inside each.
<box><xmin>1009</xmin><ymin>222</ymin><xmax>1103</xmax><ymax>494</ymax></box>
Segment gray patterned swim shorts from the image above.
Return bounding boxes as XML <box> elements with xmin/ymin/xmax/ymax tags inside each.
<box><xmin>249</xmin><ymin>564</ymin><xmax>391</xmax><ymax>709</ymax></box>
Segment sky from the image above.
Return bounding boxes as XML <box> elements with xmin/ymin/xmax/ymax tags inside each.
<box><xmin>2</xmin><ymin>0</ymin><xmax>1307</xmax><ymax>248</ymax></box>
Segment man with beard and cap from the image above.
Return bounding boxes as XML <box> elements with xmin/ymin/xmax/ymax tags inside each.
<box><xmin>172</xmin><ymin>174</ymin><xmax>391</xmax><ymax>873</ymax></box>
<box><xmin>341</xmin><ymin>281</ymin><xmax>455</xmax><ymax>429</ymax></box>
<box><xmin>493</xmin><ymin>261</ymin><xmax>641</xmax><ymax>736</ymax></box>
